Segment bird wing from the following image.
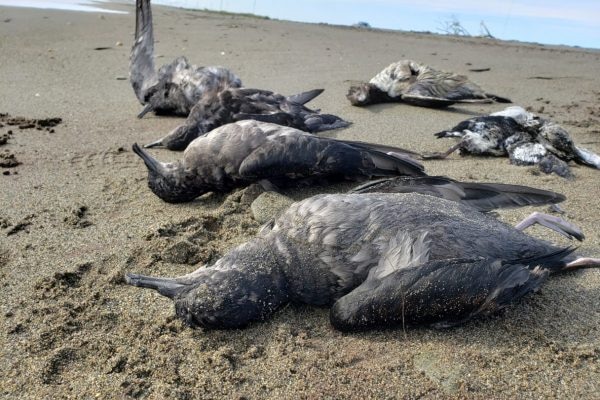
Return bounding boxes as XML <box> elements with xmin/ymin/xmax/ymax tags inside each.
<box><xmin>286</xmin><ymin>89</ymin><xmax>324</xmax><ymax>105</ymax></box>
<box><xmin>130</xmin><ymin>0</ymin><xmax>158</xmax><ymax>103</ymax></box>
<box><xmin>238</xmin><ymin>133</ymin><xmax>426</xmax><ymax>180</ymax></box>
<box><xmin>401</xmin><ymin>93</ymin><xmax>458</xmax><ymax>108</ymax></box>
<box><xmin>329</xmin><ymin>249</ymin><xmax>572</xmax><ymax>331</ymax></box>
<box><xmin>351</xmin><ymin>176</ymin><xmax>566</xmax><ymax>212</ymax></box>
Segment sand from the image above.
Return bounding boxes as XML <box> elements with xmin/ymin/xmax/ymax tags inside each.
<box><xmin>0</xmin><ymin>2</ymin><xmax>599</xmax><ymax>399</ymax></box>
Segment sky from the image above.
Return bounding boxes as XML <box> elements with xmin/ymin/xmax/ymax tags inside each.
<box><xmin>0</xmin><ymin>0</ymin><xmax>598</xmax><ymax>49</ymax></box>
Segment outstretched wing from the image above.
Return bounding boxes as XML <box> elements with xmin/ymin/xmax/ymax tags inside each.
<box><xmin>286</xmin><ymin>88</ymin><xmax>324</xmax><ymax>105</ymax></box>
<box><xmin>130</xmin><ymin>0</ymin><xmax>158</xmax><ymax>103</ymax></box>
<box><xmin>350</xmin><ymin>176</ymin><xmax>566</xmax><ymax>212</ymax></box>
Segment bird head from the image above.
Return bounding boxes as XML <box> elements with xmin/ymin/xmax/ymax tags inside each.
<box><xmin>132</xmin><ymin>143</ymin><xmax>203</xmax><ymax>203</ymax></box>
<box><xmin>346</xmin><ymin>83</ymin><xmax>372</xmax><ymax>106</ymax></box>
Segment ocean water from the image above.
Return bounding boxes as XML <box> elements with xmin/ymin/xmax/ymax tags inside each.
<box><xmin>0</xmin><ymin>0</ymin><xmax>126</xmax><ymax>14</ymax></box>
<box><xmin>0</xmin><ymin>0</ymin><xmax>598</xmax><ymax>49</ymax></box>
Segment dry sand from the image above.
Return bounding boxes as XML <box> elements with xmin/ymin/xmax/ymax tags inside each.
<box><xmin>1</xmin><ymin>2</ymin><xmax>599</xmax><ymax>399</ymax></box>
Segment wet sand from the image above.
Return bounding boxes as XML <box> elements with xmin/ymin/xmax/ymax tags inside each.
<box><xmin>0</xmin><ymin>3</ymin><xmax>599</xmax><ymax>399</ymax></box>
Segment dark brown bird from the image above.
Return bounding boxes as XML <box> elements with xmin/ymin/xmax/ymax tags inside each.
<box><xmin>144</xmin><ymin>88</ymin><xmax>350</xmax><ymax>150</ymax></box>
<box><xmin>133</xmin><ymin>120</ymin><xmax>425</xmax><ymax>203</ymax></box>
<box><xmin>125</xmin><ymin>193</ymin><xmax>598</xmax><ymax>330</ymax></box>
<box><xmin>130</xmin><ymin>0</ymin><xmax>241</xmax><ymax>118</ymax></box>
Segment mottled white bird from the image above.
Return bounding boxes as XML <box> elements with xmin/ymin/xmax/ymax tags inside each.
<box><xmin>347</xmin><ymin>60</ymin><xmax>511</xmax><ymax>107</ymax></box>
<box><xmin>431</xmin><ymin>106</ymin><xmax>600</xmax><ymax>178</ymax></box>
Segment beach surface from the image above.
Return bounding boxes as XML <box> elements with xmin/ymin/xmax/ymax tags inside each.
<box><xmin>1</xmin><ymin>3</ymin><xmax>599</xmax><ymax>399</ymax></box>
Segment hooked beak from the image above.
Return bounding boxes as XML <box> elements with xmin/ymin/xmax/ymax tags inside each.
<box><xmin>125</xmin><ymin>273</ymin><xmax>186</xmax><ymax>299</ymax></box>
<box><xmin>137</xmin><ymin>103</ymin><xmax>154</xmax><ymax>118</ymax></box>
<box><xmin>144</xmin><ymin>138</ymin><xmax>165</xmax><ymax>148</ymax></box>
<box><xmin>132</xmin><ymin>142</ymin><xmax>166</xmax><ymax>174</ymax></box>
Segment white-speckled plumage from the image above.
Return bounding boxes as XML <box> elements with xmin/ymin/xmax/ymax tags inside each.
<box><xmin>434</xmin><ymin>106</ymin><xmax>600</xmax><ymax>178</ymax></box>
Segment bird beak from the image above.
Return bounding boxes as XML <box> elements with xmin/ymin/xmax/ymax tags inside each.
<box><xmin>132</xmin><ymin>143</ymin><xmax>165</xmax><ymax>174</ymax></box>
<box><xmin>144</xmin><ymin>138</ymin><xmax>164</xmax><ymax>148</ymax></box>
<box><xmin>125</xmin><ymin>273</ymin><xmax>186</xmax><ymax>299</ymax></box>
<box><xmin>137</xmin><ymin>103</ymin><xmax>154</xmax><ymax>118</ymax></box>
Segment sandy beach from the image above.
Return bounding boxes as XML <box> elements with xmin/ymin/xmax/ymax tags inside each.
<box><xmin>0</xmin><ymin>2</ymin><xmax>599</xmax><ymax>398</ymax></box>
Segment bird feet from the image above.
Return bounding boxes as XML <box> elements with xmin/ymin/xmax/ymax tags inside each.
<box><xmin>514</xmin><ymin>211</ymin><xmax>584</xmax><ymax>241</ymax></box>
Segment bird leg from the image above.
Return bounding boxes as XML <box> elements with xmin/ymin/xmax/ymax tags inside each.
<box><xmin>514</xmin><ymin>211</ymin><xmax>584</xmax><ymax>241</ymax></box>
<box><xmin>421</xmin><ymin>141</ymin><xmax>463</xmax><ymax>160</ymax></box>
<box><xmin>564</xmin><ymin>257</ymin><xmax>600</xmax><ymax>270</ymax></box>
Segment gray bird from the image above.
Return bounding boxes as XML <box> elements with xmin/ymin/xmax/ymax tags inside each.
<box><xmin>125</xmin><ymin>193</ymin><xmax>599</xmax><ymax>331</ymax></box>
<box><xmin>431</xmin><ymin>106</ymin><xmax>600</xmax><ymax>178</ymax></box>
<box><xmin>144</xmin><ymin>88</ymin><xmax>350</xmax><ymax>150</ymax></box>
<box><xmin>130</xmin><ymin>0</ymin><xmax>241</xmax><ymax>118</ymax></box>
<box><xmin>133</xmin><ymin>120</ymin><xmax>425</xmax><ymax>203</ymax></box>
<box><xmin>350</xmin><ymin>175</ymin><xmax>566</xmax><ymax>213</ymax></box>
<box><xmin>347</xmin><ymin>60</ymin><xmax>511</xmax><ymax>107</ymax></box>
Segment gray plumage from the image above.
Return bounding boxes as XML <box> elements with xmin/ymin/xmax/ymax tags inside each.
<box><xmin>130</xmin><ymin>0</ymin><xmax>241</xmax><ymax>118</ymax></box>
<box><xmin>125</xmin><ymin>193</ymin><xmax>596</xmax><ymax>330</ymax></box>
<box><xmin>433</xmin><ymin>106</ymin><xmax>600</xmax><ymax>178</ymax></box>
<box><xmin>350</xmin><ymin>176</ymin><xmax>565</xmax><ymax>212</ymax></box>
<box><xmin>133</xmin><ymin>120</ymin><xmax>425</xmax><ymax>203</ymax></box>
<box><xmin>347</xmin><ymin>60</ymin><xmax>511</xmax><ymax>107</ymax></box>
<box><xmin>144</xmin><ymin>88</ymin><xmax>350</xmax><ymax>151</ymax></box>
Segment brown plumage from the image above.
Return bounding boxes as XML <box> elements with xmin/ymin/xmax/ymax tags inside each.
<box><xmin>125</xmin><ymin>193</ymin><xmax>598</xmax><ymax>331</ymax></box>
<box><xmin>130</xmin><ymin>0</ymin><xmax>241</xmax><ymax>118</ymax></box>
<box><xmin>144</xmin><ymin>88</ymin><xmax>350</xmax><ymax>151</ymax></box>
<box><xmin>133</xmin><ymin>120</ymin><xmax>424</xmax><ymax>203</ymax></box>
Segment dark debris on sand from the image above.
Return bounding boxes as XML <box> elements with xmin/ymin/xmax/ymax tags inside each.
<box><xmin>63</xmin><ymin>205</ymin><xmax>92</xmax><ymax>228</ymax></box>
<box><xmin>5</xmin><ymin>214</ymin><xmax>35</xmax><ymax>236</ymax></box>
<box><xmin>0</xmin><ymin>112</ymin><xmax>62</xmax><ymax>132</ymax></box>
<box><xmin>0</xmin><ymin>113</ymin><xmax>63</xmax><ymax>172</ymax></box>
<box><xmin>0</xmin><ymin>151</ymin><xmax>20</xmax><ymax>168</ymax></box>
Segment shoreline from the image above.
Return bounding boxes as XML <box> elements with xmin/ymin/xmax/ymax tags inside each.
<box><xmin>3</xmin><ymin>1</ymin><xmax>600</xmax><ymax>52</ymax></box>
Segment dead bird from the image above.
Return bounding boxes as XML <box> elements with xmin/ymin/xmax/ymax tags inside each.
<box><xmin>125</xmin><ymin>193</ymin><xmax>598</xmax><ymax>331</ymax></box>
<box><xmin>130</xmin><ymin>0</ymin><xmax>241</xmax><ymax>118</ymax></box>
<box><xmin>347</xmin><ymin>60</ymin><xmax>511</xmax><ymax>107</ymax></box>
<box><xmin>430</xmin><ymin>106</ymin><xmax>600</xmax><ymax>178</ymax></box>
<box><xmin>133</xmin><ymin>120</ymin><xmax>425</xmax><ymax>203</ymax></box>
<box><xmin>350</xmin><ymin>176</ymin><xmax>566</xmax><ymax>213</ymax></box>
<box><xmin>144</xmin><ymin>88</ymin><xmax>351</xmax><ymax>150</ymax></box>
